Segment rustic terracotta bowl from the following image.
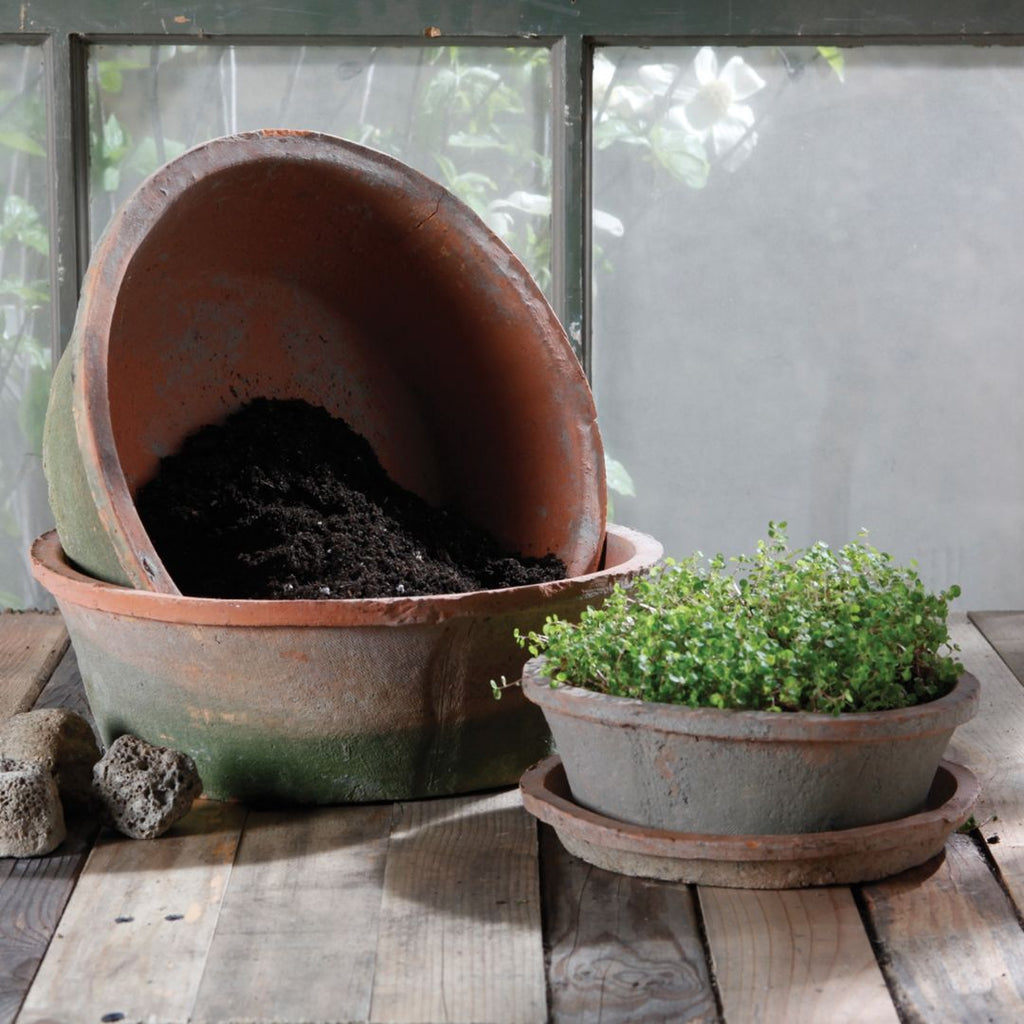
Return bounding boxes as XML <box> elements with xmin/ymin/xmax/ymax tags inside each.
<box><xmin>522</xmin><ymin>657</ymin><xmax>980</xmax><ymax>834</ymax></box>
<box><xmin>44</xmin><ymin>129</ymin><xmax>605</xmax><ymax>595</ymax></box>
<box><xmin>31</xmin><ymin>524</ymin><xmax>662</xmax><ymax>804</ymax></box>
<box><xmin>520</xmin><ymin>755</ymin><xmax>979</xmax><ymax>887</ymax></box>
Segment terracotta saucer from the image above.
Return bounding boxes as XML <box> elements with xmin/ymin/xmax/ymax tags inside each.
<box><xmin>520</xmin><ymin>754</ymin><xmax>979</xmax><ymax>888</ymax></box>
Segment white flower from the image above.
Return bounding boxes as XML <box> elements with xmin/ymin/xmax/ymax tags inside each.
<box><xmin>594</xmin><ymin>51</ymin><xmax>654</xmax><ymax>118</ymax></box>
<box><xmin>666</xmin><ymin>48</ymin><xmax>766</xmax><ymax>170</ymax></box>
<box><xmin>592</xmin><ymin>208</ymin><xmax>625</xmax><ymax>237</ymax></box>
<box><xmin>484</xmin><ymin>210</ymin><xmax>515</xmax><ymax>238</ymax></box>
<box><xmin>490</xmin><ymin>191</ymin><xmax>550</xmax><ymax>217</ymax></box>
<box><xmin>593</xmin><ymin>52</ymin><xmax>618</xmax><ymax>104</ymax></box>
<box><xmin>636</xmin><ymin>63</ymin><xmax>681</xmax><ymax>96</ymax></box>
<box><xmin>490</xmin><ymin>192</ymin><xmax>624</xmax><ymax>237</ymax></box>
<box><xmin>607</xmin><ymin>83</ymin><xmax>651</xmax><ymax>116</ymax></box>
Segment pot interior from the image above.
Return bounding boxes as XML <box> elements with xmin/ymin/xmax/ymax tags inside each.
<box><xmin>70</xmin><ymin>131</ymin><xmax>606</xmax><ymax>588</ymax></box>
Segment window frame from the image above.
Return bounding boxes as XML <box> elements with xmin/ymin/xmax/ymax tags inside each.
<box><xmin>3</xmin><ymin>1</ymin><xmax>1023</xmax><ymax>377</ymax></box>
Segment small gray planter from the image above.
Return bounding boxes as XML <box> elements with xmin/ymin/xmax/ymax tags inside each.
<box><xmin>521</xmin><ymin>656</ymin><xmax>980</xmax><ymax>835</ymax></box>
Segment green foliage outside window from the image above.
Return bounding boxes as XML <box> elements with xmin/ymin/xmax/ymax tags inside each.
<box><xmin>89</xmin><ymin>45</ymin><xmax>556</xmax><ymax>291</ymax></box>
<box><xmin>0</xmin><ymin>46</ymin><xmax>50</xmax><ymax>609</ymax></box>
<box><xmin>0</xmin><ymin>41</ymin><xmax>848</xmax><ymax>606</ymax></box>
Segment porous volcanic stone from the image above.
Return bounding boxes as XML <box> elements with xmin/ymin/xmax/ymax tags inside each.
<box><xmin>93</xmin><ymin>735</ymin><xmax>203</xmax><ymax>840</ymax></box>
<box><xmin>0</xmin><ymin>708</ymin><xmax>101</xmax><ymax>814</ymax></box>
<box><xmin>0</xmin><ymin>757</ymin><xmax>66</xmax><ymax>857</ymax></box>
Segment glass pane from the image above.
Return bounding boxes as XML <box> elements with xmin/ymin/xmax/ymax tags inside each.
<box><xmin>88</xmin><ymin>44</ymin><xmax>552</xmax><ymax>293</ymax></box>
<box><xmin>0</xmin><ymin>45</ymin><xmax>51</xmax><ymax>609</ymax></box>
<box><xmin>593</xmin><ymin>45</ymin><xmax>1024</xmax><ymax>607</ymax></box>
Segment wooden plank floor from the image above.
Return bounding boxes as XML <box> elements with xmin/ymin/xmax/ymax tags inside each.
<box><xmin>1</xmin><ymin>610</ymin><xmax>1023</xmax><ymax>1023</ymax></box>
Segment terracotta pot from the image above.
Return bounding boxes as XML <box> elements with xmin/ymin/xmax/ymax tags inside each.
<box><xmin>521</xmin><ymin>657</ymin><xmax>980</xmax><ymax>834</ymax></box>
<box><xmin>520</xmin><ymin>755</ymin><xmax>979</xmax><ymax>887</ymax></box>
<box><xmin>31</xmin><ymin>525</ymin><xmax>662</xmax><ymax>804</ymax></box>
<box><xmin>44</xmin><ymin>129</ymin><xmax>605</xmax><ymax>595</ymax></box>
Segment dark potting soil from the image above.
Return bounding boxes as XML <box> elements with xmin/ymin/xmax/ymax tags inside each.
<box><xmin>135</xmin><ymin>397</ymin><xmax>566</xmax><ymax>600</ymax></box>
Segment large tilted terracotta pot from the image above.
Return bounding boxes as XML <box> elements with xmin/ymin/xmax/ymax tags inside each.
<box><xmin>43</xmin><ymin>129</ymin><xmax>605</xmax><ymax>595</ymax></box>
<box><xmin>32</xmin><ymin>525</ymin><xmax>662</xmax><ymax>804</ymax></box>
<box><xmin>522</xmin><ymin>656</ymin><xmax>980</xmax><ymax>835</ymax></box>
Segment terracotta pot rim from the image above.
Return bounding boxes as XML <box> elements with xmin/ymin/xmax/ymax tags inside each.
<box><xmin>521</xmin><ymin>754</ymin><xmax>980</xmax><ymax>855</ymax></box>
<box><xmin>31</xmin><ymin>524</ymin><xmax>663</xmax><ymax>629</ymax></box>
<box><xmin>521</xmin><ymin>656</ymin><xmax>980</xmax><ymax>741</ymax></box>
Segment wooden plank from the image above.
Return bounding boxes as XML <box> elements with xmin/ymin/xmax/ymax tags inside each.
<box><xmin>29</xmin><ymin>644</ymin><xmax>93</xmax><ymax>724</ymax></box>
<box><xmin>370</xmin><ymin>788</ymin><xmax>547</xmax><ymax>1024</ymax></box>
<box><xmin>699</xmin><ymin>885</ymin><xmax>898</xmax><ymax>1024</ymax></box>
<box><xmin>968</xmin><ymin>611</ymin><xmax>1024</xmax><ymax>687</ymax></box>
<box><xmin>540</xmin><ymin>825</ymin><xmax>716</xmax><ymax>1023</ymax></box>
<box><xmin>945</xmin><ymin>615</ymin><xmax>1024</xmax><ymax>910</ymax></box>
<box><xmin>16</xmin><ymin>800</ymin><xmax>245</xmax><ymax>1024</ymax></box>
<box><xmin>0</xmin><ymin>630</ymin><xmax>97</xmax><ymax>1024</ymax></box>
<box><xmin>861</xmin><ymin>834</ymin><xmax>1024</xmax><ymax>1021</ymax></box>
<box><xmin>0</xmin><ymin>817</ymin><xmax>97</xmax><ymax>1024</ymax></box>
<box><xmin>0</xmin><ymin>613</ymin><xmax>68</xmax><ymax>720</ymax></box>
<box><xmin>190</xmin><ymin>803</ymin><xmax>392</xmax><ymax>1024</ymax></box>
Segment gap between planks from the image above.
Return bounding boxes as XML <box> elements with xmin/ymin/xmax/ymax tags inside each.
<box><xmin>862</xmin><ymin>833</ymin><xmax>1024</xmax><ymax>1021</ymax></box>
<box><xmin>540</xmin><ymin>824</ymin><xmax>717</xmax><ymax>1023</ymax></box>
<box><xmin>0</xmin><ymin>817</ymin><xmax>98</xmax><ymax>1024</ymax></box>
<box><xmin>16</xmin><ymin>800</ymin><xmax>247</xmax><ymax>1024</ymax></box>
<box><xmin>851</xmin><ymin>614</ymin><xmax>1024</xmax><ymax>1024</ymax></box>
<box><xmin>699</xmin><ymin>884</ymin><xmax>898</xmax><ymax>1024</ymax></box>
<box><xmin>0</xmin><ymin>622</ymin><xmax>83</xmax><ymax>1024</ymax></box>
<box><xmin>693</xmin><ymin>613</ymin><xmax>1024</xmax><ymax>1024</ymax></box>
<box><xmin>9</xmin><ymin>625</ymin><xmax>547</xmax><ymax>1023</ymax></box>
<box><xmin>16</xmin><ymin>788</ymin><xmax>547</xmax><ymax>1024</ymax></box>
<box><xmin>189</xmin><ymin>803</ymin><xmax>393</xmax><ymax>1024</ymax></box>
<box><xmin>946</xmin><ymin>615</ymin><xmax>1024</xmax><ymax>908</ymax></box>
<box><xmin>9</xmin><ymin>612</ymin><xmax>1023</xmax><ymax>1023</ymax></box>
<box><xmin>968</xmin><ymin>611</ymin><xmax>1024</xmax><ymax>688</ymax></box>
<box><xmin>851</xmin><ymin>614</ymin><xmax>1024</xmax><ymax>1022</ymax></box>
<box><xmin>369</xmin><ymin>789</ymin><xmax>547</xmax><ymax>1024</ymax></box>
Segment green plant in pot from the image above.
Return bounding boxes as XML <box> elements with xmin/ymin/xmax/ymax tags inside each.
<box><xmin>516</xmin><ymin>522</ymin><xmax>979</xmax><ymax>837</ymax></box>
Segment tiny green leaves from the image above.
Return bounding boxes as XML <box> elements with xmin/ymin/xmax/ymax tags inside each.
<box><xmin>517</xmin><ymin>525</ymin><xmax>962</xmax><ymax>715</ymax></box>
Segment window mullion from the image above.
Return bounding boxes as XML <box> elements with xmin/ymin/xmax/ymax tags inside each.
<box><xmin>43</xmin><ymin>31</ymin><xmax>89</xmax><ymax>358</ymax></box>
<box><xmin>551</xmin><ymin>34</ymin><xmax>591</xmax><ymax>377</ymax></box>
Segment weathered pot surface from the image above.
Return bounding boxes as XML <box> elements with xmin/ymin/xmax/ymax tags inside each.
<box><xmin>31</xmin><ymin>525</ymin><xmax>662</xmax><ymax>804</ymax></box>
<box><xmin>520</xmin><ymin>754</ymin><xmax>980</xmax><ymax>887</ymax></box>
<box><xmin>521</xmin><ymin>657</ymin><xmax>980</xmax><ymax>835</ymax></box>
<box><xmin>44</xmin><ymin>128</ymin><xmax>605</xmax><ymax>595</ymax></box>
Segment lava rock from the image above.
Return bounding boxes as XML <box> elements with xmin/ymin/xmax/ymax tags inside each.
<box><xmin>0</xmin><ymin>757</ymin><xmax>66</xmax><ymax>857</ymax></box>
<box><xmin>0</xmin><ymin>708</ymin><xmax>101</xmax><ymax>814</ymax></box>
<box><xmin>93</xmin><ymin>735</ymin><xmax>203</xmax><ymax>840</ymax></box>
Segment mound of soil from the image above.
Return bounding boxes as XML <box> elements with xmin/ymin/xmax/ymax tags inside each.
<box><xmin>135</xmin><ymin>398</ymin><xmax>565</xmax><ymax>600</ymax></box>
